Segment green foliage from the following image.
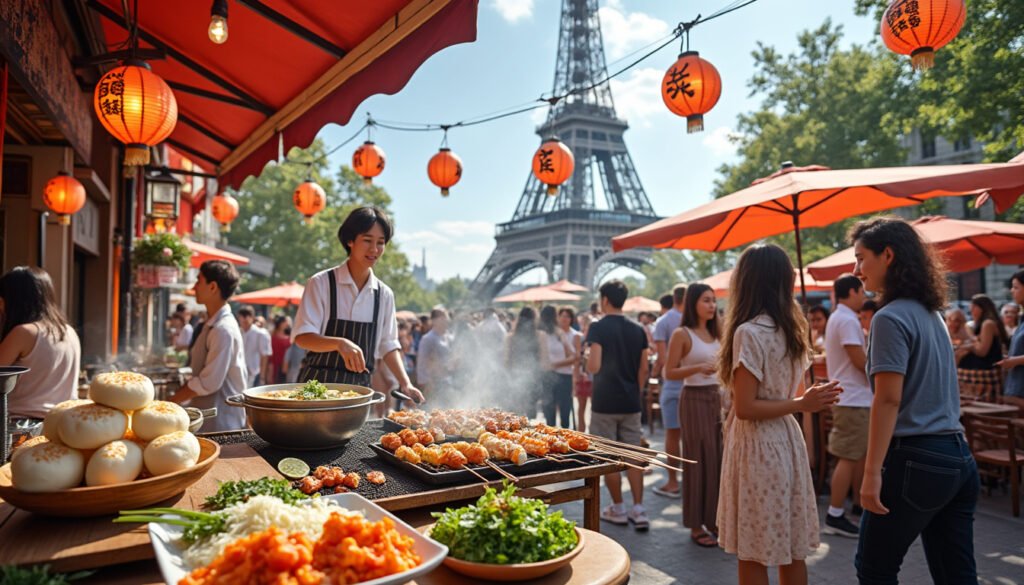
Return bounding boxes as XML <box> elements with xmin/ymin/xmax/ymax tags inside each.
<box><xmin>435</xmin><ymin>277</ymin><xmax>472</xmax><ymax>310</ymax></box>
<box><xmin>630</xmin><ymin>250</ymin><xmax>735</xmax><ymax>298</ymax></box>
<box><xmin>224</xmin><ymin>140</ymin><xmax>435</xmax><ymax>312</ymax></box>
<box><xmin>0</xmin><ymin>565</ymin><xmax>92</xmax><ymax>585</ymax></box>
<box><xmin>202</xmin><ymin>478</ymin><xmax>308</xmax><ymax>510</ymax></box>
<box><xmin>131</xmin><ymin>232</ymin><xmax>192</xmax><ymax>271</ymax></box>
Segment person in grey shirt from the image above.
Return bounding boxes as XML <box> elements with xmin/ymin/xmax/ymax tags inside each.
<box><xmin>850</xmin><ymin>217</ymin><xmax>978</xmax><ymax>585</ymax></box>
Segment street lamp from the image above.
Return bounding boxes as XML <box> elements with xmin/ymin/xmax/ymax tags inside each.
<box><xmin>145</xmin><ymin>168</ymin><xmax>181</xmax><ymax>232</ymax></box>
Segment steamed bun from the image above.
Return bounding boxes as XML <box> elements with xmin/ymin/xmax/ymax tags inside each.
<box><xmin>85</xmin><ymin>440</ymin><xmax>144</xmax><ymax>486</ymax></box>
<box><xmin>132</xmin><ymin>401</ymin><xmax>189</xmax><ymax>441</ymax></box>
<box><xmin>144</xmin><ymin>431</ymin><xmax>200</xmax><ymax>476</ymax></box>
<box><xmin>89</xmin><ymin>371</ymin><xmax>154</xmax><ymax>412</ymax></box>
<box><xmin>59</xmin><ymin>403</ymin><xmax>129</xmax><ymax>450</ymax></box>
<box><xmin>11</xmin><ymin>435</ymin><xmax>51</xmax><ymax>462</ymax></box>
<box><xmin>11</xmin><ymin>442</ymin><xmax>85</xmax><ymax>492</ymax></box>
<box><xmin>42</xmin><ymin>399</ymin><xmax>91</xmax><ymax>442</ymax></box>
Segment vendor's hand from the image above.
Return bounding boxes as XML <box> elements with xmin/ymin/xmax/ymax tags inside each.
<box><xmin>400</xmin><ymin>384</ymin><xmax>425</xmax><ymax>404</ymax></box>
<box><xmin>860</xmin><ymin>470</ymin><xmax>889</xmax><ymax>515</ymax></box>
<box><xmin>335</xmin><ymin>338</ymin><xmax>367</xmax><ymax>373</ymax></box>
<box><xmin>797</xmin><ymin>380</ymin><xmax>842</xmax><ymax>413</ymax></box>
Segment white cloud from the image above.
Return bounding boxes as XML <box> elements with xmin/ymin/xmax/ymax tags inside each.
<box><xmin>399</xmin><ymin>230</ymin><xmax>450</xmax><ymax>247</ymax></box>
<box><xmin>599</xmin><ymin>3</ymin><xmax>670</xmax><ymax>60</ymax></box>
<box><xmin>702</xmin><ymin>126</ymin><xmax>738</xmax><ymax>158</ymax></box>
<box><xmin>491</xmin><ymin>0</ymin><xmax>534</xmax><ymax>23</ymax></box>
<box><xmin>609</xmin><ymin>67</ymin><xmax>666</xmax><ymax>127</ymax></box>
<box><xmin>435</xmin><ymin>220</ymin><xmax>494</xmax><ymax>237</ymax></box>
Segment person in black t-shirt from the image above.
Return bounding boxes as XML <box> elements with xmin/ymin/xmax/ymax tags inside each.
<box><xmin>585</xmin><ymin>280</ymin><xmax>650</xmax><ymax>530</ymax></box>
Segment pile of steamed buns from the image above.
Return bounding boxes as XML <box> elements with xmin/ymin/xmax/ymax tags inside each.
<box><xmin>11</xmin><ymin>372</ymin><xmax>201</xmax><ymax>492</ymax></box>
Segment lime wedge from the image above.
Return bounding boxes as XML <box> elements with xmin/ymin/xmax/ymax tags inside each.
<box><xmin>278</xmin><ymin>457</ymin><xmax>310</xmax><ymax>480</ymax></box>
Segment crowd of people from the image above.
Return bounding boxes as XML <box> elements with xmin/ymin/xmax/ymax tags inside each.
<box><xmin>3</xmin><ymin>209</ymin><xmax>1024</xmax><ymax>584</ymax></box>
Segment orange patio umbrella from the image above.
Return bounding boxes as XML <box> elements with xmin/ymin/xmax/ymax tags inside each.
<box><xmin>806</xmin><ymin>215</ymin><xmax>1024</xmax><ymax>281</ymax></box>
<box><xmin>702</xmin><ymin>268</ymin><xmax>833</xmax><ymax>298</ymax></box>
<box><xmin>232</xmin><ymin>281</ymin><xmax>305</xmax><ymax>307</ymax></box>
<box><xmin>184</xmin><ymin>239</ymin><xmax>249</xmax><ymax>268</ymax></box>
<box><xmin>621</xmin><ymin>296</ymin><xmax>662</xmax><ymax>313</ymax></box>
<box><xmin>494</xmin><ymin>286</ymin><xmax>581</xmax><ymax>303</ymax></box>
<box><xmin>546</xmin><ymin>279</ymin><xmax>590</xmax><ymax>293</ymax></box>
<box><xmin>395</xmin><ymin>310</ymin><xmax>418</xmax><ymax>321</ymax></box>
<box><xmin>612</xmin><ymin>161</ymin><xmax>1024</xmax><ymax>301</ymax></box>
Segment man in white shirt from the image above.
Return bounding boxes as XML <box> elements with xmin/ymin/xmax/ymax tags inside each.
<box><xmin>822</xmin><ymin>274</ymin><xmax>871</xmax><ymax>538</ymax></box>
<box><xmin>417</xmin><ymin>309</ymin><xmax>452</xmax><ymax>403</ymax></box>
<box><xmin>169</xmin><ymin>261</ymin><xmax>248</xmax><ymax>431</ymax></box>
<box><xmin>237</xmin><ymin>305</ymin><xmax>272</xmax><ymax>386</ymax></box>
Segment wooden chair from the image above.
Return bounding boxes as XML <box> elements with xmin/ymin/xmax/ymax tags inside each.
<box><xmin>964</xmin><ymin>413</ymin><xmax>1023</xmax><ymax>517</ymax></box>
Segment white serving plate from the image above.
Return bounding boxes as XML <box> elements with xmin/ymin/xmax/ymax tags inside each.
<box><xmin>148</xmin><ymin>492</ymin><xmax>448</xmax><ymax>585</ymax></box>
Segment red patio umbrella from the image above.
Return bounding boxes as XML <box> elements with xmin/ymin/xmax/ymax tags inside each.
<box><xmin>612</xmin><ymin>161</ymin><xmax>1024</xmax><ymax>301</ymax></box>
<box><xmin>232</xmin><ymin>281</ymin><xmax>305</xmax><ymax>307</ymax></box>
<box><xmin>494</xmin><ymin>286</ymin><xmax>581</xmax><ymax>303</ymax></box>
<box><xmin>702</xmin><ymin>268</ymin><xmax>833</xmax><ymax>298</ymax></box>
<box><xmin>806</xmin><ymin>215</ymin><xmax>1024</xmax><ymax>281</ymax></box>
<box><xmin>183</xmin><ymin>239</ymin><xmax>249</xmax><ymax>268</ymax></box>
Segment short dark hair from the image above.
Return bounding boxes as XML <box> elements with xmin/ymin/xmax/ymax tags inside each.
<box><xmin>175</xmin><ymin>303</ymin><xmax>187</xmax><ymax>313</ymax></box>
<box><xmin>599</xmin><ymin>280</ymin><xmax>628</xmax><ymax>309</ymax></box>
<box><xmin>672</xmin><ymin>284</ymin><xmax>687</xmax><ymax>306</ymax></box>
<box><xmin>199</xmin><ymin>260</ymin><xmax>239</xmax><ymax>300</ymax></box>
<box><xmin>337</xmin><ymin>206</ymin><xmax>393</xmax><ymax>254</ymax></box>
<box><xmin>1012</xmin><ymin>269</ymin><xmax>1024</xmax><ymax>289</ymax></box>
<box><xmin>589</xmin><ymin>302</ymin><xmax>599</xmax><ymax>314</ymax></box>
<box><xmin>833</xmin><ymin>274</ymin><xmax>863</xmax><ymax>300</ymax></box>
<box><xmin>808</xmin><ymin>305</ymin><xmax>830</xmax><ymax>320</ymax></box>
<box><xmin>236</xmin><ymin>304</ymin><xmax>255</xmax><ymax>318</ymax></box>
<box><xmin>659</xmin><ymin>294</ymin><xmax>673</xmax><ymax>310</ymax></box>
<box><xmin>557</xmin><ymin>305</ymin><xmax>576</xmax><ymax>321</ymax></box>
<box><xmin>861</xmin><ymin>299</ymin><xmax>878</xmax><ymax>313</ymax></box>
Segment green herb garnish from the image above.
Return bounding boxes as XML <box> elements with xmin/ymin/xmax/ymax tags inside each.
<box><xmin>0</xmin><ymin>565</ymin><xmax>93</xmax><ymax>585</ymax></box>
<box><xmin>203</xmin><ymin>478</ymin><xmax>308</xmax><ymax>511</ymax></box>
<box><xmin>115</xmin><ymin>508</ymin><xmax>226</xmax><ymax>545</ymax></box>
<box><xmin>290</xmin><ymin>380</ymin><xmax>329</xmax><ymax>400</ymax></box>
<box><xmin>430</xmin><ymin>482</ymin><xmax>578</xmax><ymax>564</ymax></box>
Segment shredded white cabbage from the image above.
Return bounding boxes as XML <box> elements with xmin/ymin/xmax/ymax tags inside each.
<box><xmin>183</xmin><ymin>495</ymin><xmax>361</xmax><ymax>568</ymax></box>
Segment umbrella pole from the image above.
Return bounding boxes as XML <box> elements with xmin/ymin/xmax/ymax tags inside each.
<box><xmin>792</xmin><ymin>212</ymin><xmax>808</xmax><ymax>306</ymax></box>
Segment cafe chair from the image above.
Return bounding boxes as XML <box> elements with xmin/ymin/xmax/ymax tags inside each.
<box><xmin>814</xmin><ymin>407</ymin><xmax>835</xmax><ymax>494</ymax></box>
<box><xmin>645</xmin><ymin>378</ymin><xmax>661</xmax><ymax>434</ymax></box>
<box><xmin>964</xmin><ymin>413</ymin><xmax>1022</xmax><ymax>517</ymax></box>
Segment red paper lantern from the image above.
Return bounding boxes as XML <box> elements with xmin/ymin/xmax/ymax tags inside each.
<box><xmin>881</xmin><ymin>0</ymin><xmax>966</xmax><ymax>70</ymax></box>
<box><xmin>531</xmin><ymin>138</ymin><xmax>574</xmax><ymax>196</ymax></box>
<box><xmin>43</xmin><ymin>172</ymin><xmax>86</xmax><ymax>226</ymax></box>
<box><xmin>352</xmin><ymin>141</ymin><xmax>385</xmax><ymax>184</ymax></box>
<box><xmin>427</xmin><ymin>148</ymin><xmax>463</xmax><ymax>197</ymax></box>
<box><xmin>211</xmin><ymin>192</ymin><xmax>239</xmax><ymax>232</ymax></box>
<box><xmin>94</xmin><ymin>62</ymin><xmax>178</xmax><ymax>166</ymax></box>
<box><xmin>661</xmin><ymin>51</ymin><xmax>722</xmax><ymax>133</ymax></box>
<box><xmin>293</xmin><ymin>180</ymin><xmax>326</xmax><ymax>224</ymax></box>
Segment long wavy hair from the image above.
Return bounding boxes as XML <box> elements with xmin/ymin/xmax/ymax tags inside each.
<box><xmin>680</xmin><ymin>283</ymin><xmax>719</xmax><ymax>340</ymax></box>
<box><xmin>537</xmin><ymin>305</ymin><xmax>558</xmax><ymax>335</ymax></box>
<box><xmin>971</xmin><ymin>294</ymin><xmax>1009</xmax><ymax>349</ymax></box>
<box><xmin>848</xmin><ymin>216</ymin><xmax>947</xmax><ymax>312</ymax></box>
<box><xmin>0</xmin><ymin>266</ymin><xmax>70</xmax><ymax>341</ymax></box>
<box><xmin>718</xmin><ymin>245</ymin><xmax>809</xmax><ymax>387</ymax></box>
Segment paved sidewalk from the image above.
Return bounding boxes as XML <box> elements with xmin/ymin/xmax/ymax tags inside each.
<box><xmin>549</xmin><ymin>425</ymin><xmax>1024</xmax><ymax>584</ymax></box>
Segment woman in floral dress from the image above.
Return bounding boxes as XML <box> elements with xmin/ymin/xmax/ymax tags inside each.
<box><xmin>717</xmin><ymin>244</ymin><xmax>843</xmax><ymax>585</ymax></box>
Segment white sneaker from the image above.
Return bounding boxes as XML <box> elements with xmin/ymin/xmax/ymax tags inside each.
<box><xmin>628</xmin><ymin>504</ymin><xmax>650</xmax><ymax>531</ymax></box>
<box><xmin>600</xmin><ymin>504</ymin><xmax>628</xmax><ymax>525</ymax></box>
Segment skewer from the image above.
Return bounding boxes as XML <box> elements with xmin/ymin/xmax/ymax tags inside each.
<box><xmin>566</xmin><ymin>448</ymin><xmax>648</xmax><ymax>471</ymax></box>
<box><xmin>543</xmin><ymin>454</ymin><xmax>573</xmax><ymax>465</ymax></box>
<box><xmin>582</xmin><ymin>434</ymin><xmax>693</xmax><ymax>464</ymax></box>
<box><xmin>464</xmin><ymin>466</ymin><xmax>492</xmax><ymax>484</ymax></box>
<box><xmin>586</xmin><ymin>446</ymin><xmax>688</xmax><ymax>473</ymax></box>
<box><xmin>485</xmin><ymin>460</ymin><xmax>518</xmax><ymax>482</ymax></box>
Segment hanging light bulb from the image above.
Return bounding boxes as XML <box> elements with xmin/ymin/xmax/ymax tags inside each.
<box><xmin>208</xmin><ymin>0</ymin><xmax>229</xmax><ymax>44</ymax></box>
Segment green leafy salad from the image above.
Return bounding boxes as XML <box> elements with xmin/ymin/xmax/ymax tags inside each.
<box><xmin>291</xmin><ymin>380</ymin><xmax>329</xmax><ymax>400</ymax></box>
<box><xmin>430</xmin><ymin>482</ymin><xmax>578</xmax><ymax>564</ymax></box>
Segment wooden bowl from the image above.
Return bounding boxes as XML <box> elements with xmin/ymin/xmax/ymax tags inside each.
<box><xmin>0</xmin><ymin>438</ymin><xmax>219</xmax><ymax>517</ymax></box>
<box><xmin>424</xmin><ymin>525</ymin><xmax>584</xmax><ymax>581</ymax></box>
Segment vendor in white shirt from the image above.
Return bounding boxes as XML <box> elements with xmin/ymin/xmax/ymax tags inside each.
<box><xmin>292</xmin><ymin>206</ymin><xmax>424</xmax><ymax>403</ymax></box>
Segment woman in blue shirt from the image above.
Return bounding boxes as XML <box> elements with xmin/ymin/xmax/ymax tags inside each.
<box><xmin>851</xmin><ymin>217</ymin><xmax>979</xmax><ymax>585</ymax></box>
<box><xmin>997</xmin><ymin>270</ymin><xmax>1024</xmax><ymax>409</ymax></box>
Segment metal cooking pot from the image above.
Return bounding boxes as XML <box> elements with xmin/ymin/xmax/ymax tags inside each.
<box><xmin>242</xmin><ymin>383</ymin><xmax>373</xmax><ymax>409</ymax></box>
<box><xmin>226</xmin><ymin>391</ymin><xmax>384</xmax><ymax>450</ymax></box>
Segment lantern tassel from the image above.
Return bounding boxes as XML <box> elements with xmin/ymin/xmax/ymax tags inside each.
<box><xmin>362</xmin><ymin>177</ymin><xmax>372</xmax><ymax>186</ymax></box>
<box><xmin>57</xmin><ymin>215</ymin><xmax>71</xmax><ymax>226</ymax></box>
<box><xmin>546</xmin><ymin>185</ymin><xmax>558</xmax><ymax>196</ymax></box>
<box><xmin>910</xmin><ymin>47</ymin><xmax>935</xmax><ymax>70</ymax></box>
<box><xmin>303</xmin><ymin>216</ymin><xmax>314</xmax><ymax>226</ymax></box>
<box><xmin>219</xmin><ymin>223</ymin><xmax>231</xmax><ymax>233</ymax></box>
<box><xmin>441</xmin><ymin>188</ymin><xmax>450</xmax><ymax>197</ymax></box>
<box><xmin>124</xmin><ymin>145</ymin><xmax>151</xmax><ymax>166</ymax></box>
<box><xmin>686</xmin><ymin>115</ymin><xmax>705</xmax><ymax>134</ymax></box>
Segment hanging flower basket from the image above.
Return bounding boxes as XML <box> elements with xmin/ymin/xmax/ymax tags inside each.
<box><xmin>131</xmin><ymin>233</ymin><xmax>192</xmax><ymax>289</ymax></box>
<box><xmin>136</xmin><ymin>265</ymin><xmax>180</xmax><ymax>288</ymax></box>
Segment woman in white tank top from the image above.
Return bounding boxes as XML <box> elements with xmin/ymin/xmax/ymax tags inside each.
<box><xmin>665</xmin><ymin>283</ymin><xmax>723</xmax><ymax>548</ymax></box>
<box><xmin>0</xmin><ymin>267</ymin><xmax>81</xmax><ymax>420</ymax></box>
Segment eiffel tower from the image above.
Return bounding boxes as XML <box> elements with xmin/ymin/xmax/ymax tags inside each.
<box><xmin>471</xmin><ymin>0</ymin><xmax>660</xmax><ymax>299</ymax></box>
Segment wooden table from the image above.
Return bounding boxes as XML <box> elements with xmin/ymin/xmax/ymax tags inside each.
<box><xmin>960</xmin><ymin>402</ymin><xmax>1021</xmax><ymax>417</ymax></box>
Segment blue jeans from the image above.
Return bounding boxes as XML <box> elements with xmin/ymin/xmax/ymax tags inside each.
<box><xmin>855</xmin><ymin>433</ymin><xmax>979</xmax><ymax>585</ymax></box>
<box><xmin>543</xmin><ymin>373</ymin><xmax>574</xmax><ymax>428</ymax></box>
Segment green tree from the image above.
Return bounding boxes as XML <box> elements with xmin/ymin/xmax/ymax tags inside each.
<box><xmin>435</xmin><ymin>277</ymin><xmax>472</xmax><ymax>310</ymax></box>
<box><xmin>225</xmin><ymin>140</ymin><xmax>435</xmax><ymax>312</ymax></box>
<box><xmin>629</xmin><ymin>249</ymin><xmax>734</xmax><ymax>299</ymax></box>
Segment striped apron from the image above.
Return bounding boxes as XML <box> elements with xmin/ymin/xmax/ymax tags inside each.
<box><xmin>297</xmin><ymin>273</ymin><xmax>380</xmax><ymax>387</ymax></box>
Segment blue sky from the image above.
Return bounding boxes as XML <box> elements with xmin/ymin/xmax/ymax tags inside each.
<box><xmin>317</xmin><ymin>0</ymin><xmax>878</xmax><ymax>284</ymax></box>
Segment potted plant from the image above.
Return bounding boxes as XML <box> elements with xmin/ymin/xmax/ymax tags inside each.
<box><xmin>132</xmin><ymin>232</ymin><xmax>192</xmax><ymax>288</ymax></box>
